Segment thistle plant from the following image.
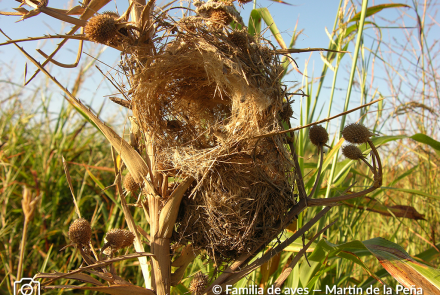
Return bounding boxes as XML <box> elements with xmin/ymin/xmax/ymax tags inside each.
<box><xmin>0</xmin><ymin>1</ymin><xmax>385</xmax><ymax>294</ymax></box>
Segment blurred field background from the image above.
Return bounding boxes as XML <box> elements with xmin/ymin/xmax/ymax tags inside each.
<box><xmin>0</xmin><ymin>0</ymin><xmax>439</xmax><ymax>294</ymax></box>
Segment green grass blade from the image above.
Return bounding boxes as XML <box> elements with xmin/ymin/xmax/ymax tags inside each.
<box><xmin>364</xmin><ymin>238</ymin><xmax>440</xmax><ymax>291</ymax></box>
<box><xmin>248</xmin><ymin>9</ymin><xmax>262</xmax><ymax>36</ymax></box>
<box><xmin>348</xmin><ymin>4</ymin><xmax>411</xmax><ymax>23</ymax></box>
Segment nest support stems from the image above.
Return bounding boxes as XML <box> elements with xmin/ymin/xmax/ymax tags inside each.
<box><xmin>150</xmin><ymin>237</ymin><xmax>171</xmax><ymax>294</ymax></box>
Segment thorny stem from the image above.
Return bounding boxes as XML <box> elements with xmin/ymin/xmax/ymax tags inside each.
<box><xmin>286</xmin><ymin>124</ymin><xmax>307</xmax><ymax>201</ymax></box>
<box><xmin>307</xmin><ymin>187</ymin><xmax>377</xmax><ymax>206</ymax></box>
<box><xmin>360</xmin><ymin>157</ymin><xmax>375</xmax><ymax>171</ymax></box>
<box><xmin>272</xmin><ymin>221</ymin><xmax>336</xmax><ymax>289</ymax></box>
<box><xmin>368</xmin><ymin>140</ymin><xmax>383</xmax><ymax>188</ymax></box>
<box><xmin>307</xmin><ymin>145</ymin><xmax>324</xmax><ymax>199</ymax></box>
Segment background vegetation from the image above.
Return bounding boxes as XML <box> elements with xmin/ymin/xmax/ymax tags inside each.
<box><xmin>0</xmin><ymin>0</ymin><xmax>439</xmax><ymax>294</ymax></box>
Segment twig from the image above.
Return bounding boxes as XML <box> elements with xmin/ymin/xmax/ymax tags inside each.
<box><xmin>0</xmin><ymin>34</ymin><xmax>86</xmax><ymax>46</ymax></box>
<box><xmin>307</xmin><ymin>184</ymin><xmax>376</xmax><ymax>206</ymax></box>
<box><xmin>276</xmin><ymin>48</ymin><xmax>349</xmax><ymax>54</ymax></box>
<box><xmin>251</xmin><ymin>98</ymin><xmax>384</xmax><ymax>140</ymax></box>
<box><xmin>110</xmin><ymin>96</ymin><xmax>132</xmax><ymax>109</ymax></box>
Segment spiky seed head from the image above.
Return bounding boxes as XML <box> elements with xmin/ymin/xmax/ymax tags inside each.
<box><xmin>309</xmin><ymin>125</ymin><xmax>329</xmax><ymax>146</ymax></box>
<box><xmin>124</xmin><ymin>173</ymin><xmax>140</xmax><ymax>194</ymax></box>
<box><xmin>189</xmin><ymin>272</ymin><xmax>208</xmax><ymax>295</ymax></box>
<box><xmin>260</xmin><ymin>46</ymin><xmax>273</xmax><ymax>63</ymax></box>
<box><xmin>209</xmin><ymin>9</ymin><xmax>232</xmax><ymax>27</ymax></box>
<box><xmin>101</xmin><ymin>11</ymin><xmax>119</xmax><ymax>18</ymax></box>
<box><xmin>85</xmin><ymin>14</ymin><xmax>118</xmax><ymax>44</ymax></box>
<box><xmin>279</xmin><ymin>103</ymin><xmax>293</xmax><ymax>122</ymax></box>
<box><xmin>105</xmin><ymin>229</ymin><xmax>135</xmax><ymax>250</ymax></box>
<box><xmin>342</xmin><ymin>145</ymin><xmax>364</xmax><ymax>160</ymax></box>
<box><xmin>342</xmin><ymin>123</ymin><xmax>373</xmax><ymax>144</ymax></box>
<box><xmin>69</xmin><ymin>218</ymin><xmax>92</xmax><ymax>246</ymax></box>
<box><xmin>228</xmin><ymin>31</ymin><xmax>248</xmax><ymax>49</ymax></box>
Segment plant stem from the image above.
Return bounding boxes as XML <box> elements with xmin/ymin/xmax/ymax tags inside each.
<box><xmin>16</xmin><ymin>220</ymin><xmax>29</xmax><ymax>280</ymax></box>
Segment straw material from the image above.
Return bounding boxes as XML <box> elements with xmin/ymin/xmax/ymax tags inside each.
<box><xmin>123</xmin><ymin>7</ymin><xmax>296</xmax><ymax>261</ymax></box>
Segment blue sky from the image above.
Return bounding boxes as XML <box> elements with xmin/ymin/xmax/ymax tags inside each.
<box><xmin>0</xmin><ymin>0</ymin><xmax>436</xmax><ymax>136</ymax></box>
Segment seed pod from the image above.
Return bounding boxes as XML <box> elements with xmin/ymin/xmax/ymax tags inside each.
<box><xmin>69</xmin><ymin>218</ymin><xmax>92</xmax><ymax>246</ymax></box>
<box><xmin>105</xmin><ymin>229</ymin><xmax>135</xmax><ymax>251</ymax></box>
<box><xmin>124</xmin><ymin>173</ymin><xmax>140</xmax><ymax>194</ymax></box>
<box><xmin>309</xmin><ymin>125</ymin><xmax>329</xmax><ymax>147</ymax></box>
<box><xmin>342</xmin><ymin>123</ymin><xmax>373</xmax><ymax>144</ymax></box>
<box><xmin>189</xmin><ymin>272</ymin><xmax>208</xmax><ymax>295</ymax></box>
<box><xmin>85</xmin><ymin>14</ymin><xmax>118</xmax><ymax>44</ymax></box>
<box><xmin>342</xmin><ymin>145</ymin><xmax>364</xmax><ymax>160</ymax></box>
<box><xmin>237</xmin><ymin>0</ymin><xmax>253</xmax><ymax>4</ymax></box>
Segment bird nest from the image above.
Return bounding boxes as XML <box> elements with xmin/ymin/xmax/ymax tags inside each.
<box><xmin>127</xmin><ymin>10</ymin><xmax>296</xmax><ymax>261</ymax></box>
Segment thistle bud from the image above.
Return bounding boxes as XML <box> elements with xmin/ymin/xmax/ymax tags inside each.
<box><xmin>105</xmin><ymin>229</ymin><xmax>135</xmax><ymax>251</ymax></box>
<box><xmin>342</xmin><ymin>145</ymin><xmax>364</xmax><ymax>160</ymax></box>
<box><xmin>85</xmin><ymin>14</ymin><xmax>118</xmax><ymax>44</ymax></box>
<box><xmin>342</xmin><ymin>123</ymin><xmax>373</xmax><ymax>144</ymax></box>
<box><xmin>124</xmin><ymin>173</ymin><xmax>140</xmax><ymax>194</ymax></box>
<box><xmin>309</xmin><ymin>125</ymin><xmax>329</xmax><ymax>147</ymax></box>
<box><xmin>209</xmin><ymin>9</ymin><xmax>232</xmax><ymax>27</ymax></box>
<box><xmin>69</xmin><ymin>218</ymin><xmax>92</xmax><ymax>246</ymax></box>
<box><xmin>189</xmin><ymin>272</ymin><xmax>208</xmax><ymax>295</ymax></box>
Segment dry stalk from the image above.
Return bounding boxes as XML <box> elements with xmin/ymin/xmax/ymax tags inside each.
<box><xmin>17</xmin><ymin>186</ymin><xmax>39</xmax><ymax>280</ymax></box>
<box><xmin>271</xmin><ymin>221</ymin><xmax>336</xmax><ymax>289</ymax></box>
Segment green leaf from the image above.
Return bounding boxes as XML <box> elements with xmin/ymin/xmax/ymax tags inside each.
<box><xmin>416</xmin><ymin>243</ymin><xmax>440</xmax><ymax>264</ymax></box>
<box><xmin>248</xmin><ymin>8</ymin><xmax>287</xmax><ymax>49</ymax></box>
<box><xmin>410</xmin><ymin>133</ymin><xmax>440</xmax><ymax>157</ymax></box>
<box><xmin>309</xmin><ymin>238</ymin><xmax>440</xmax><ymax>291</ymax></box>
<box><xmin>364</xmin><ymin>238</ymin><xmax>440</xmax><ymax>292</ymax></box>
<box><xmin>85</xmin><ymin>168</ymin><xmax>122</xmax><ymax>210</ymax></box>
<box><xmin>348</xmin><ymin>4</ymin><xmax>411</xmax><ymax>23</ymax></box>
<box><xmin>383</xmin><ymin>187</ymin><xmax>440</xmax><ymax>201</ymax></box>
<box><xmin>344</xmin><ymin>21</ymin><xmax>378</xmax><ymax>37</ymax></box>
<box><xmin>248</xmin><ymin>9</ymin><xmax>262</xmax><ymax>36</ymax></box>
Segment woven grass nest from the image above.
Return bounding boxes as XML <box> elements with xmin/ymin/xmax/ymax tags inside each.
<box><xmin>126</xmin><ymin>6</ymin><xmax>296</xmax><ymax>261</ymax></box>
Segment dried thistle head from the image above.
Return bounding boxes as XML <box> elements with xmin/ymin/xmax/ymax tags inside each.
<box><xmin>279</xmin><ymin>102</ymin><xmax>293</xmax><ymax>122</ymax></box>
<box><xmin>69</xmin><ymin>218</ymin><xmax>92</xmax><ymax>246</ymax></box>
<box><xmin>85</xmin><ymin>13</ymin><xmax>118</xmax><ymax>44</ymax></box>
<box><xmin>342</xmin><ymin>123</ymin><xmax>373</xmax><ymax>144</ymax></box>
<box><xmin>237</xmin><ymin>0</ymin><xmax>253</xmax><ymax>5</ymax></box>
<box><xmin>342</xmin><ymin>145</ymin><xmax>364</xmax><ymax>160</ymax></box>
<box><xmin>22</xmin><ymin>186</ymin><xmax>38</xmax><ymax>223</ymax></box>
<box><xmin>227</xmin><ymin>30</ymin><xmax>248</xmax><ymax>49</ymax></box>
<box><xmin>189</xmin><ymin>272</ymin><xmax>208</xmax><ymax>295</ymax></box>
<box><xmin>209</xmin><ymin>9</ymin><xmax>232</xmax><ymax>27</ymax></box>
<box><xmin>105</xmin><ymin>229</ymin><xmax>135</xmax><ymax>251</ymax></box>
<box><xmin>309</xmin><ymin>125</ymin><xmax>329</xmax><ymax>147</ymax></box>
<box><xmin>124</xmin><ymin>173</ymin><xmax>140</xmax><ymax>194</ymax></box>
